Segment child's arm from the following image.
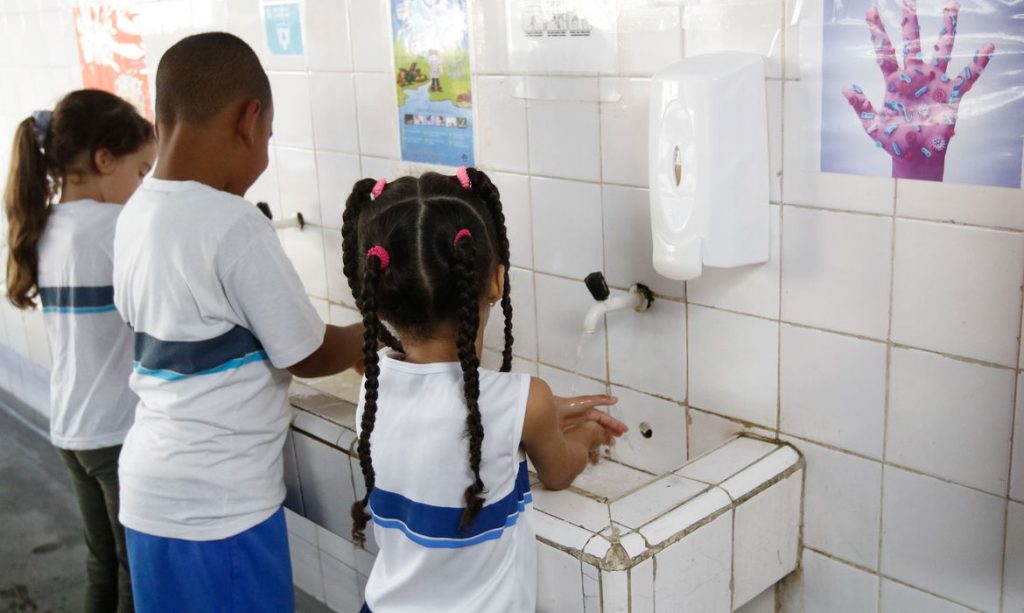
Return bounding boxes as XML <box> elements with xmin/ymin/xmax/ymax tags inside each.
<box><xmin>287</xmin><ymin>323</ymin><xmax>365</xmax><ymax>378</ymax></box>
<box><xmin>522</xmin><ymin>377</ymin><xmax>617</xmax><ymax>491</ymax></box>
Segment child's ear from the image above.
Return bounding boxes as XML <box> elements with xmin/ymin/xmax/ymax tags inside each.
<box><xmin>488</xmin><ymin>264</ymin><xmax>506</xmax><ymax>304</ymax></box>
<box><xmin>236</xmin><ymin>99</ymin><xmax>263</xmax><ymax>146</ymax></box>
<box><xmin>93</xmin><ymin>148</ymin><xmax>117</xmax><ymax>175</ymax></box>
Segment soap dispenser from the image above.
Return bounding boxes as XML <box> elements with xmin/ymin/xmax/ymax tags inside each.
<box><xmin>649</xmin><ymin>53</ymin><xmax>770</xmax><ymax>281</ymax></box>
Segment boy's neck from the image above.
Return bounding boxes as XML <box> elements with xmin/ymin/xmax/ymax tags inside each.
<box><xmin>154</xmin><ymin>123</ymin><xmax>243</xmax><ymax>196</ymax></box>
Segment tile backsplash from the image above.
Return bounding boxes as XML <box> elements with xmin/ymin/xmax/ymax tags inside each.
<box><xmin>1</xmin><ymin>1</ymin><xmax>1021</xmax><ymax>612</ymax></box>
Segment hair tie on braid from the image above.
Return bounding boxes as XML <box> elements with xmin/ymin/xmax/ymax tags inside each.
<box><xmin>453</xmin><ymin>228</ymin><xmax>472</xmax><ymax>247</ymax></box>
<box><xmin>367</xmin><ymin>245</ymin><xmax>390</xmax><ymax>269</ymax></box>
<box><xmin>370</xmin><ymin>178</ymin><xmax>388</xmax><ymax>199</ymax></box>
<box><xmin>455</xmin><ymin>167</ymin><xmax>472</xmax><ymax>190</ymax></box>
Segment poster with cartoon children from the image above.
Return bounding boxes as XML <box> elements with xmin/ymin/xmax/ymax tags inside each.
<box><xmin>72</xmin><ymin>4</ymin><xmax>152</xmax><ymax>119</ymax></box>
<box><xmin>391</xmin><ymin>0</ymin><xmax>475</xmax><ymax>167</ymax></box>
<box><xmin>821</xmin><ymin>0</ymin><xmax>1023</xmax><ymax>188</ymax></box>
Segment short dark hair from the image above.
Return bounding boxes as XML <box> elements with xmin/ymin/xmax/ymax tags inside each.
<box><xmin>155</xmin><ymin>32</ymin><xmax>272</xmax><ymax>126</ymax></box>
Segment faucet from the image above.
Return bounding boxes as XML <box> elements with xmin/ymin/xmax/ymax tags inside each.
<box><xmin>582</xmin><ymin>272</ymin><xmax>655</xmax><ymax>334</ymax></box>
<box><xmin>256</xmin><ymin>201</ymin><xmax>305</xmax><ymax>230</ymax></box>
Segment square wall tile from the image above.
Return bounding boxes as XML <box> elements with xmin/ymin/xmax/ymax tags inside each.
<box><xmin>527</xmin><ymin>95</ymin><xmax>601</xmax><ymax>182</ymax></box>
<box><xmin>538</xmin><ymin>364</ymin><xmax>607</xmax><ymax>398</ymax></box>
<box><xmin>630</xmin><ymin>556</ymin><xmax>655</xmax><ymax>613</ymax></box>
<box><xmin>780</xmin><ymin>206</ymin><xmax>893</xmax><ymax>339</ymax></box>
<box><xmin>469</xmin><ymin>0</ymin><xmax>508</xmax><ymax>74</ymax></box>
<box><xmin>1014</xmin><ymin>375</ymin><xmax>1024</xmax><ymax>502</ymax></box>
<box><xmin>653</xmin><ymin>511</ymin><xmax>732</xmax><ymax>612</ymax></box>
<box><xmin>780</xmin><ymin>324</ymin><xmax>886</xmax><ymax>458</ymax></box>
<box><xmin>682</xmin><ymin>0</ymin><xmax>784</xmax><ymax>77</ymax></box>
<box><xmin>530</xmin><ymin>177</ymin><xmax>603</xmax><ymax>280</ymax></box>
<box><xmin>887</xmin><ymin>347</ymin><xmax>1015</xmax><ymax>495</ymax></box>
<box><xmin>281</xmin><ymin>227</ymin><xmax>328</xmax><ymax>300</ymax></box>
<box><xmin>789</xmin><ymin>437</ymin><xmax>881</xmax><ymax>569</ymax></box>
<box><xmin>483</xmin><ymin>267</ymin><xmax>537</xmax><ymax>362</ymax></box>
<box><xmin>1005</xmin><ymin>502</ymin><xmax>1024</xmax><ymax>613</ymax></box>
<box><xmin>782</xmin><ymin>81</ymin><xmax>895</xmax><ymax>215</ymax></box>
<box><xmin>322</xmin><ymin>229</ymin><xmax>353</xmax><ymax>308</ymax></box>
<box><xmin>309</xmin><ymin>72</ymin><xmax>359</xmax><ymax>154</ymax></box>
<box><xmin>316</xmin><ymin>151</ymin><xmax>362</xmax><ymax>231</ymax></box>
<box><xmin>686</xmin><ymin>409</ymin><xmax>749</xmax><ymax>460</ymax></box>
<box><xmin>287</xmin><ymin>527</ymin><xmax>325</xmax><ymax>603</ymax></box>
<box><xmin>896</xmin><ymin>179</ymin><xmax>1024</xmax><ymax>232</ymax></box>
<box><xmin>268</xmin><ymin>72</ymin><xmax>314</xmax><ymax>150</ymax></box>
<box><xmin>688</xmin><ymin>205</ymin><xmax>780</xmax><ymax>319</ymax></box>
<box><xmin>535</xmin><ymin>545</ymin><xmax>584</xmax><ymax>613</ymax></box>
<box><xmin>306</xmin><ymin>0</ymin><xmax>352</xmax><ymax>72</ymax></box>
<box><xmin>488</xmin><ymin>171</ymin><xmax>532</xmax><ymax>269</ymax></box>
<box><xmin>880</xmin><ymin>580</ymin><xmax>972</xmax><ymax>613</ymax></box>
<box><xmin>534</xmin><ymin>274</ymin><xmax>607</xmax><ymax>381</ymax></box>
<box><xmin>607</xmin><ymin>296</ymin><xmax>686</xmax><ymax>401</ymax></box>
<box><xmin>688</xmin><ymin>306</ymin><xmax>779</xmax><ymax>429</ymax></box>
<box><xmin>601</xmin><ymin>184</ymin><xmax>686</xmax><ymax>298</ymax></box>
<box><xmin>354</xmin><ymin>73</ymin><xmax>399</xmax><ymax>160</ymax></box>
<box><xmin>891</xmin><ymin>219</ymin><xmax>1024</xmax><ymax>367</ymax></box>
<box><xmin>349</xmin><ymin>0</ymin><xmax>391</xmax><ymax>73</ymax></box>
<box><xmin>617</xmin><ymin>5</ymin><xmax>683</xmax><ymax>76</ymax></box>
<box><xmin>599</xmin><ymin>77</ymin><xmax>649</xmax><ymax>188</ymax></box>
<box><xmin>292</xmin><ymin>431</ymin><xmax>357</xmax><ymax>539</ymax></box>
<box><xmin>736</xmin><ymin>588</ymin><xmax>775</xmax><ymax>613</ymax></box>
<box><xmin>606</xmin><ymin>385</ymin><xmax>687</xmax><ymax>475</ymax></box>
<box><xmin>881</xmin><ymin>466</ymin><xmax>1005</xmax><ymax>612</ymax></box>
<box><xmin>732</xmin><ymin>470</ymin><xmax>802</xmax><ymax>608</ymax></box>
<box><xmin>780</xmin><ymin>549</ymin><xmax>878</xmax><ymax>613</ymax></box>
<box><xmin>320</xmin><ymin>551</ymin><xmax>362</xmax><ymax>613</ymax></box>
<box><xmin>277</xmin><ymin>147</ymin><xmax>321</xmax><ymax>226</ymax></box>
<box><xmin>475</xmin><ymin>77</ymin><xmax>529</xmax><ymax>174</ymax></box>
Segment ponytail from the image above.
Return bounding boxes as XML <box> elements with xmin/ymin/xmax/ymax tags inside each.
<box><xmin>4</xmin><ymin>115</ymin><xmax>52</xmax><ymax>309</ymax></box>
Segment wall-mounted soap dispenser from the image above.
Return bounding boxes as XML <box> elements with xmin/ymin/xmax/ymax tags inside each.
<box><xmin>649</xmin><ymin>53</ymin><xmax>770</xmax><ymax>281</ymax></box>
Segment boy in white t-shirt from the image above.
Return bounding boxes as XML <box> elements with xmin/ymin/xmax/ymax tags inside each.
<box><xmin>112</xmin><ymin>32</ymin><xmax>363</xmax><ymax>612</ymax></box>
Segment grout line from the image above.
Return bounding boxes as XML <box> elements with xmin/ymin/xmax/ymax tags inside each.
<box><xmin>877</xmin><ymin>177</ymin><xmax>899</xmax><ymax>611</ymax></box>
<box><xmin>997</xmin><ymin>258</ymin><xmax>1024</xmax><ymax>612</ymax></box>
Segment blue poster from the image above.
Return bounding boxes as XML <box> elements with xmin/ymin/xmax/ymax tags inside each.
<box><xmin>264</xmin><ymin>2</ymin><xmax>304</xmax><ymax>56</ymax></box>
<box><xmin>391</xmin><ymin>0</ymin><xmax>475</xmax><ymax>167</ymax></box>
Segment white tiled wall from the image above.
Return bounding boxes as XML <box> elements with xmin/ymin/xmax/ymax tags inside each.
<box><xmin>1</xmin><ymin>1</ymin><xmax>1022</xmax><ymax>612</ymax></box>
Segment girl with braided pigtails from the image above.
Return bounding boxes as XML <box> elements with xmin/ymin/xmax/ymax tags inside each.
<box><xmin>342</xmin><ymin>168</ymin><xmax>627</xmax><ymax>613</ymax></box>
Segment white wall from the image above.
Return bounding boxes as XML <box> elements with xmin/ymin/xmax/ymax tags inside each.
<box><xmin>0</xmin><ymin>1</ymin><xmax>1021</xmax><ymax>612</ymax></box>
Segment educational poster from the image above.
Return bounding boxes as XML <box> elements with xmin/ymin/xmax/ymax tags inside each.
<box><xmin>507</xmin><ymin>0</ymin><xmax>617</xmax><ymax>74</ymax></box>
<box><xmin>263</xmin><ymin>1</ymin><xmax>304</xmax><ymax>56</ymax></box>
<box><xmin>71</xmin><ymin>4</ymin><xmax>151</xmax><ymax>118</ymax></box>
<box><xmin>391</xmin><ymin>0</ymin><xmax>475</xmax><ymax>167</ymax></box>
<box><xmin>821</xmin><ymin>0</ymin><xmax>1024</xmax><ymax>188</ymax></box>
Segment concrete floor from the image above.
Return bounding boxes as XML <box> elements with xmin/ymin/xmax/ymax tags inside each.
<box><xmin>0</xmin><ymin>393</ymin><xmax>330</xmax><ymax>613</ymax></box>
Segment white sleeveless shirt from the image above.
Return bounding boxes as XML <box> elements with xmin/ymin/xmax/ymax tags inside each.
<box><xmin>36</xmin><ymin>200</ymin><xmax>136</xmax><ymax>450</ymax></box>
<box><xmin>358</xmin><ymin>352</ymin><xmax>536</xmax><ymax>613</ymax></box>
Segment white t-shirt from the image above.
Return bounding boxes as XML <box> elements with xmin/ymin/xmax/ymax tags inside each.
<box><xmin>37</xmin><ymin>200</ymin><xmax>136</xmax><ymax>450</ymax></box>
<box><xmin>360</xmin><ymin>353</ymin><xmax>536</xmax><ymax>613</ymax></box>
<box><xmin>113</xmin><ymin>178</ymin><xmax>325</xmax><ymax>541</ymax></box>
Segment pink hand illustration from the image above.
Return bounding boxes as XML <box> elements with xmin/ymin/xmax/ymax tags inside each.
<box><xmin>842</xmin><ymin>0</ymin><xmax>994</xmax><ymax>181</ymax></box>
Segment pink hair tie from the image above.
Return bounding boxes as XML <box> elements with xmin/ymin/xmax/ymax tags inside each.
<box><xmin>455</xmin><ymin>167</ymin><xmax>472</xmax><ymax>190</ymax></box>
<box><xmin>453</xmin><ymin>228</ymin><xmax>472</xmax><ymax>247</ymax></box>
<box><xmin>370</xmin><ymin>178</ymin><xmax>387</xmax><ymax>200</ymax></box>
<box><xmin>366</xmin><ymin>245</ymin><xmax>390</xmax><ymax>269</ymax></box>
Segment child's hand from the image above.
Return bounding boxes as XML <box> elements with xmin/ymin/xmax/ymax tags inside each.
<box><xmin>841</xmin><ymin>0</ymin><xmax>993</xmax><ymax>181</ymax></box>
<box><xmin>554</xmin><ymin>394</ymin><xmax>628</xmax><ymax>437</ymax></box>
<box><xmin>563</xmin><ymin>420</ymin><xmax>615</xmax><ymax>465</ymax></box>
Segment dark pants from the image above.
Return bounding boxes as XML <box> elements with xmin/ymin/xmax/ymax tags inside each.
<box><xmin>58</xmin><ymin>445</ymin><xmax>134</xmax><ymax>613</ymax></box>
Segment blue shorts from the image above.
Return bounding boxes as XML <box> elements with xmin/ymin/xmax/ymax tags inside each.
<box><xmin>125</xmin><ymin>507</ymin><xmax>294</xmax><ymax>613</ymax></box>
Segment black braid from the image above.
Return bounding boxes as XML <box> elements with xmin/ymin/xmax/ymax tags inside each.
<box><xmin>341</xmin><ymin>179</ymin><xmax>402</xmax><ymax>351</ymax></box>
<box><xmin>452</xmin><ymin>236</ymin><xmax>486</xmax><ymax>531</ymax></box>
<box><xmin>467</xmin><ymin>169</ymin><xmax>514</xmax><ymax>372</ymax></box>
<box><xmin>350</xmin><ymin>258</ymin><xmax>383</xmax><ymax>548</ymax></box>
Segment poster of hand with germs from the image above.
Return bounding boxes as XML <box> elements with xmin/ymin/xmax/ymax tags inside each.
<box><xmin>71</xmin><ymin>4</ymin><xmax>152</xmax><ymax>119</ymax></box>
<box><xmin>821</xmin><ymin>0</ymin><xmax>1024</xmax><ymax>188</ymax></box>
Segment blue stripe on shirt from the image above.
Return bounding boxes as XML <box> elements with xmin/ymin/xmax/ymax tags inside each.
<box><xmin>133</xmin><ymin>326</ymin><xmax>268</xmax><ymax>379</ymax></box>
<box><xmin>369</xmin><ymin>461</ymin><xmax>533</xmax><ymax>549</ymax></box>
<box><xmin>38</xmin><ymin>285</ymin><xmax>115</xmax><ymax>314</ymax></box>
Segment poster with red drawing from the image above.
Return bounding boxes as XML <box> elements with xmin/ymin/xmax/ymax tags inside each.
<box><xmin>822</xmin><ymin>0</ymin><xmax>1023</xmax><ymax>188</ymax></box>
<box><xmin>72</xmin><ymin>5</ymin><xmax>152</xmax><ymax>118</ymax></box>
